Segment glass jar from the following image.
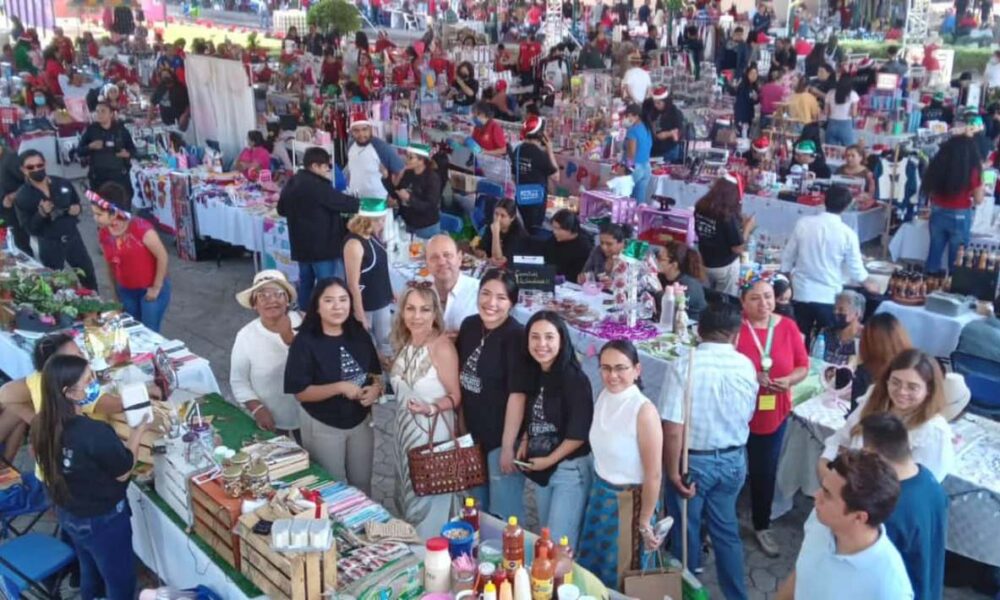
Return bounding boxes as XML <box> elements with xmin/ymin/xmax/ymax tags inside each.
<box><xmin>221</xmin><ymin>465</ymin><xmax>244</xmax><ymax>498</ymax></box>
<box><xmin>243</xmin><ymin>459</ymin><xmax>271</xmax><ymax>499</ymax></box>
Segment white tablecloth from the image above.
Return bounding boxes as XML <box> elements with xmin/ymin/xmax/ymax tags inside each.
<box><xmin>776</xmin><ymin>396</ymin><xmax>1000</xmax><ymax>567</ymax></box>
<box><xmin>652</xmin><ymin>177</ymin><xmax>889</xmax><ymax>243</ymax></box>
<box><xmin>889</xmin><ymin>218</ymin><xmax>1000</xmax><ymax>264</ymax></box>
<box><xmin>874</xmin><ymin>300</ymin><xmax>983</xmax><ymax>358</ymax></box>
<box><xmin>193</xmin><ymin>195</ymin><xmax>268</xmax><ymax>254</ymax></box>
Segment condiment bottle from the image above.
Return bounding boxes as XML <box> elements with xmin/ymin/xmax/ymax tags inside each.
<box><xmin>979</xmin><ymin>247</ymin><xmax>990</xmax><ymax>270</ymax></box>
<box><xmin>461</xmin><ymin>497</ymin><xmax>480</xmax><ymax>544</ymax></box>
<box><xmin>534</xmin><ymin>528</ymin><xmax>555</xmax><ymax>564</ymax></box>
<box><xmin>502</xmin><ymin>516</ymin><xmax>525</xmax><ymax>575</ymax></box>
<box><xmin>956</xmin><ymin>245</ymin><xmax>965</xmax><ymax>266</ymax></box>
<box><xmin>424</xmin><ymin>537</ymin><xmax>451</xmax><ymax>593</ymax></box>
<box><xmin>478</xmin><ymin>563</ymin><xmax>497</xmax><ymax>594</ymax></box>
<box><xmin>530</xmin><ymin>546</ymin><xmax>555</xmax><ymax>600</ymax></box>
<box><xmin>484</xmin><ymin>581</ymin><xmax>498</xmax><ymax>600</ymax></box>
<box><xmin>553</xmin><ymin>536</ymin><xmax>575</xmax><ymax>588</ymax></box>
<box><xmin>499</xmin><ymin>580</ymin><xmax>514</xmax><ymax>600</ymax></box>
<box><xmin>514</xmin><ymin>566</ymin><xmax>532</xmax><ymax>600</ymax></box>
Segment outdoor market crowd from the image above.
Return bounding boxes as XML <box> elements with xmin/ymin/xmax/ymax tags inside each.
<box><xmin>1</xmin><ymin>1</ymin><xmax>1000</xmax><ymax>599</ymax></box>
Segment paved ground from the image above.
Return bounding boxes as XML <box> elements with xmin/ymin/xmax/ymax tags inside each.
<box><xmin>9</xmin><ymin>198</ymin><xmax>991</xmax><ymax>598</ymax></box>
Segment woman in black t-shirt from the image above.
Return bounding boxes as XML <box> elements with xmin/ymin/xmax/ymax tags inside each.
<box><xmin>511</xmin><ymin>114</ymin><xmax>559</xmax><ymax>229</ymax></box>
<box><xmin>476</xmin><ymin>198</ymin><xmax>533</xmax><ymax>265</ymax></box>
<box><xmin>451</xmin><ymin>61</ymin><xmax>479</xmax><ymax>108</ymax></box>
<box><xmin>518</xmin><ymin>311</ymin><xmax>594</xmax><ymax>548</ymax></box>
<box><xmin>545</xmin><ymin>209</ymin><xmax>593</xmax><ymax>282</ymax></box>
<box><xmin>694</xmin><ymin>177</ymin><xmax>754</xmax><ymax>297</ymax></box>
<box><xmin>457</xmin><ymin>269</ymin><xmax>529</xmax><ymax>518</ymax></box>
<box><xmin>285</xmin><ymin>278</ymin><xmax>382</xmax><ymax>494</ymax></box>
<box><xmin>31</xmin><ymin>354</ymin><xmax>151</xmax><ymax>600</ymax></box>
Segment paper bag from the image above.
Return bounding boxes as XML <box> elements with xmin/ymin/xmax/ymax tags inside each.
<box><xmin>622</xmin><ymin>558</ymin><xmax>682</xmax><ymax>600</ymax></box>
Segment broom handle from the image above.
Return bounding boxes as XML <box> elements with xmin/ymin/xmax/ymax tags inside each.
<box><xmin>680</xmin><ymin>344</ymin><xmax>696</xmax><ymax>572</ymax></box>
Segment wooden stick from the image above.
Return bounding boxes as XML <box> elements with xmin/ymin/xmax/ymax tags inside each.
<box><xmin>679</xmin><ymin>343</ymin><xmax>696</xmax><ymax>572</ymax></box>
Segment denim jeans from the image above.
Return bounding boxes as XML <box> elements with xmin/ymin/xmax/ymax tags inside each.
<box><xmin>469</xmin><ymin>447</ymin><xmax>525</xmax><ymax>518</ymax></box>
<box><xmin>117</xmin><ymin>278</ymin><xmax>172</xmax><ymax>333</ymax></box>
<box><xmin>297</xmin><ymin>259</ymin><xmax>345</xmax><ymax>307</ymax></box>
<box><xmin>57</xmin><ymin>500</ymin><xmax>135</xmax><ymax>600</ymax></box>
<box><xmin>366</xmin><ymin>305</ymin><xmax>393</xmax><ymax>357</ymax></box>
<box><xmin>927</xmin><ymin>206</ymin><xmax>973</xmax><ymax>274</ymax></box>
<box><xmin>408</xmin><ymin>222</ymin><xmax>442</xmax><ymax>240</ymax></box>
<box><xmin>660</xmin><ymin>144</ymin><xmax>683</xmax><ymax>165</ymax></box>
<box><xmin>667</xmin><ymin>448</ymin><xmax>749</xmax><ymax>600</ymax></box>
<box><xmin>632</xmin><ymin>162</ymin><xmax>652</xmax><ymax>204</ymax></box>
<box><xmin>747</xmin><ymin>419</ymin><xmax>788</xmax><ymax>531</ymax></box>
<box><xmin>530</xmin><ymin>455</ymin><xmax>592</xmax><ymax>549</ymax></box>
<box><xmin>825</xmin><ymin>118</ymin><xmax>856</xmax><ymax>146</ymax></box>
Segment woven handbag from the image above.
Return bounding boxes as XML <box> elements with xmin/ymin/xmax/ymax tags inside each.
<box><xmin>407</xmin><ymin>410</ymin><xmax>487</xmax><ymax>497</ymax></box>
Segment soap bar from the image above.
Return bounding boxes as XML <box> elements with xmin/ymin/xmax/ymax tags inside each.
<box><xmin>271</xmin><ymin>519</ymin><xmax>291</xmax><ymax>549</ymax></box>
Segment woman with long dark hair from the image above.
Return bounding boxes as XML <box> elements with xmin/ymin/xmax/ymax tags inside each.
<box><xmin>284</xmin><ymin>278</ymin><xmax>382</xmax><ymax>494</ymax></box>
<box><xmin>545</xmin><ymin>209</ymin><xmax>593</xmax><ymax>282</ymax></box>
<box><xmin>694</xmin><ymin>177</ymin><xmax>754</xmax><ymax>296</ymax></box>
<box><xmin>518</xmin><ymin>311</ymin><xmax>594</xmax><ymax>547</ymax></box>
<box><xmin>234</xmin><ymin>130</ymin><xmax>272</xmax><ymax>175</ymax></box>
<box><xmin>623</xmin><ymin>103</ymin><xmax>654</xmax><ymax>203</ymax></box>
<box><xmin>579</xmin><ymin>222</ymin><xmax>632</xmax><ymax>284</ymax></box>
<box><xmin>475</xmin><ymin>198</ymin><xmax>532</xmax><ymax>266</ymax></box>
<box><xmin>457</xmin><ymin>269</ymin><xmax>529</xmax><ymax>518</ymax></box>
<box><xmin>733</xmin><ymin>64</ymin><xmax>760</xmax><ymax>132</ymax></box>
<box><xmin>923</xmin><ymin>135</ymin><xmax>986</xmax><ymax>273</ymax></box>
<box><xmin>655</xmin><ymin>241</ymin><xmax>708</xmax><ymax>321</ymax></box>
<box><xmin>31</xmin><ymin>354</ymin><xmax>150</xmax><ymax>600</ymax></box>
<box><xmin>824</xmin><ymin>77</ymin><xmax>859</xmax><ymax>146</ymax></box>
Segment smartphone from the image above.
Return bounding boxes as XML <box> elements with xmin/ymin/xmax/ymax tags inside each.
<box><xmin>513</xmin><ymin>459</ymin><xmax>533</xmax><ymax>469</ymax></box>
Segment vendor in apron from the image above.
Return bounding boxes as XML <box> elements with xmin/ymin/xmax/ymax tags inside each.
<box><xmin>345</xmin><ymin>112</ymin><xmax>405</xmax><ymax>249</ymax></box>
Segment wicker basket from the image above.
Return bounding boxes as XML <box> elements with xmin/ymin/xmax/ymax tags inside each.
<box><xmin>407</xmin><ymin>412</ymin><xmax>486</xmax><ymax>497</ymax></box>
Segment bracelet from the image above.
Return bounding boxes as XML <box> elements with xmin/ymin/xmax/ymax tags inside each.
<box><xmin>249</xmin><ymin>403</ymin><xmax>264</xmax><ymax>417</ymax></box>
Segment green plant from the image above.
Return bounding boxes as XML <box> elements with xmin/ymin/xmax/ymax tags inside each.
<box><xmin>307</xmin><ymin>0</ymin><xmax>363</xmax><ymax>34</ymax></box>
<box><xmin>247</xmin><ymin>31</ymin><xmax>259</xmax><ymax>50</ymax></box>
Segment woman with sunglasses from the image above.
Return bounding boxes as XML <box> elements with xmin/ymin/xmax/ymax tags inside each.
<box><xmin>31</xmin><ymin>354</ymin><xmax>151</xmax><ymax>600</ymax></box>
<box><xmin>90</xmin><ymin>182</ymin><xmax>171</xmax><ymax>332</ymax></box>
<box><xmin>736</xmin><ymin>276</ymin><xmax>809</xmax><ymax>558</ymax></box>
<box><xmin>457</xmin><ymin>269</ymin><xmax>529</xmax><ymax>517</ymax></box>
<box><xmin>285</xmin><ymin>278</ymin><xmax>382</xmax><ymax>494</ymax></box>
<box><xmin>518</xmin><ymin>311</ymin><xmax>593</xmax><ymax>548</ymax></box>
<box><xmin>578</xmin><ymin>340</ymin><xmax>663</xmax><ymax>588</ymax></box>
<box><xmin>231</xmin><ymin>270</ymin><xmax>302</xmax><ymax>439</ymax></box>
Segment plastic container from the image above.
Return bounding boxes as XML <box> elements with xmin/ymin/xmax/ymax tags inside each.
<box><xmin>480</xmin><ymin>540</ymin><xmax>504</xmax><ymax>565</ymax></box>
<box><xmin>502</xmin><ymin>516</ymin><xmax>525</xmax><ymax>574</ymax></box>
<box><xmin>441</xmin><ymin>520</ymin><xmax>476</xmax><ymax>559</ymax></box>
<box><xmin>530</xmin><ymin>546</ymin><xmax>555</xmax><ymax>600</ymax></box>
<box><xmin>424</xmin><ymin>537</ymin><xmax>451</xmax><ymax>593</ymax></box>
<box><xmin>553</xmin><ymin>536</ymin><xmax>574</xmax><ymax>588</ymax></box>
<box><xmin>461</xmin><ymin>497</ymin><xmax>480</xmax><ymax>539</ymax></box>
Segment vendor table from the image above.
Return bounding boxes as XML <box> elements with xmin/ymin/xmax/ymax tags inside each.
<box><xmin>889</xmin><ymin>218</ymin><xmax>1000</xmax><ymax>264</ymax></box>
<box><xmin>652</xmin><ymin>177</ymin><xmax>889</xmax><ymax>243</ymax></box>
<box><xmin>874</xmin><ymin>300</ymin><xmax>983</xmax><ymax>358</ymax></box>
<box><xmin>776</xmin><ymin>395</ymin><xmax>1000</xmax><ymax>568</ymax></box>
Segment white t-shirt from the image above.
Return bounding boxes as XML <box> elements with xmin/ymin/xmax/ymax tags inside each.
<box><xmin>825</xmin><ymin>89</ymin><xmax>859</xmax><ymax>120</ymax></box>
<box><xmin>622</xmin><ymin>67</ymin><xmax>652</xmax><ymax>104</ymax></box>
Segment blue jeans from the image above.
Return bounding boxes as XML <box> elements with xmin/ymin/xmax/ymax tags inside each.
<box><xmin>632</xmin><ymin>162</ymin><xmax>652</xmax><ymax>204</ymax></box>
<box><xmin>927</xmin><ymin>206</ymin><xmax>973</xmax><ymax>274</ymax></box>
<box><xmin>297</xmin><ymin>259</ymin><xmax>345</xmax><ymax>307</ymax></box>
<box><xmin>408</xmin><ymin>222</ymin><xmax>441</xmax><ymax>240</ymax></box>
<box><xmin>747</xmin><ymin>419</ymin><xmax>788</xmax><ymax>531</ymax></box>
<box><xmin>57</xmin><ymin>500</ymin><xmax>135</xmax><ymax>600</ymax></box>
<box><xmin>660</xmin><ymin>145</ymin><xmax>683</xmax><ymax>165</ymax></box>
<box><xmin>667</xmin><ymin>448</ymin><xmax>749</xmax><ymax>600</ymax></box>
<box><xmin>531</xmin><ymin>456</ymin><xmax>592</xmax><ymax>549</ymax></box>
<box><xmin>825</xmin><ymin>118</ymin><xmax>856</xmax><ymax>146</ymax></box>
<box><xmin>469</xmin><ymin>447</ymin><xmax>525</xmax><ymax>518</ymax></box>
<box><xmin>117</xmin><ymin>278</ymin><xmax>172</xmax><ymax>333</ymax></box>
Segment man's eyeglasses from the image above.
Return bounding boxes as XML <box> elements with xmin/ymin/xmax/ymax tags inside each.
<box><xmin>24</xmin><ymin>163</ymin><xmax>45</xmax><ymax>171</ymax></box>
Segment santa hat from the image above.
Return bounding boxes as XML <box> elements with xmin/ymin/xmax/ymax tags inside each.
<box><xmin>521</xmin><ymin>114</ymin><xmax>544</xmax><ymax>139</ymax></box>
<box><xmin>495</xmin><ymin>80</ymin><xmax>508</xmax><ymax>93</ymax></box>
<box><xmin>651</xmin><ymin>86</ymin><xmax>669</xmax><ymax>100</ymax></box>
<box><xmin>350</xmin><ymin>111</ymin><xmax>371</xmax><ymax>129</ymax></box>
<box><xmin>751</xmin><ymin>136</ymin><xmax>770</xmax><ymax>152</ymax></box>
<box><xmin>722</xmin><ymin>171</ymin><xmax>745</xmax><ymax>199</ymax></box>
<box><xmin>855</xmin><ymin>57</ymin><xmax>875</xmax><ymax>70</ymax></box>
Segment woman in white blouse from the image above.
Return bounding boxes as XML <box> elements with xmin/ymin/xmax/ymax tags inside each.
<box><xmin>230</xmin><ymin>270</ymin><xmax>303</xmax><ymax>440</ymax></box>
<box><xmin>819</xmin><ymin>348</ymin><xmax>954</xmax><ymax>482</ymax></box>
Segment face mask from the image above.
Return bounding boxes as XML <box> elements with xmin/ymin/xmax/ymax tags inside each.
<box><xmin>34</xmin><ymin>93</ymin><xmax>46</xmax><ymax>107</ymax></box>
<box><xmin>76</xmin><ymin>379</ymin><xmax>101</xmax><ymax>407</ymax></box>
<box><xmin>473</xmin><ymin>117</ymin><xmax>485</xmax><ymax>127</ymax></box>
<box><xmin>774</xmin><ymin>302</ymin><xmax>795</xmax><ymax>317</ymax></box>
<box><xmin>28</xmin><ymin>169</ymin><xmax>46</xmax><ymax>182</ymax></box>
<box><xmin>832</xmin><ymin>313</ymin><xmax>849</xmax><ymax>329</ymax></box>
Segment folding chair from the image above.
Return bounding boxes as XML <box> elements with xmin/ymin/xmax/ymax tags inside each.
<box><xmin>0</xmin><ymin>473</ymin><xmax>50</xmax><ymax>540</ymax></box>
<box><xmin>0</xmin><ymin>533</ymin><xmax>75</xmax><ymax>599</ymax></box>
<box><xmin>472</xmin><ymin>179</ymin><xmax>505</xmax><ymax>233</ymax></box>
<box><xmin>950</xmin><ymin>352</ymin><xmax>1000</xmax><ymax>419</ymax></box>
<box><xmin>439</xmin><ymin>213</ymin><xmax>464</xmax><ymax>234</ymax></box>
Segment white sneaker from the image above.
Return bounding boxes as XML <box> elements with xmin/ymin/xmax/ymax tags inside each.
<box><xmin>755</xmin><ymin>529</ymin><xmax>780</xmax><ymax>558</ymax></box>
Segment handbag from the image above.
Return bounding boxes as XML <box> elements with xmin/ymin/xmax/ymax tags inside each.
<box><xmin>513</xmin><ymin>144</ymin><xmax>547</xmax><ymax>206</ymax></box>
<box><xmin>621</xmin><ymin>551</ymin><xmax>683</xmax><ymax>600</ymax></box>
<box><xmin>406</xmin><ymin>409</ymin><xmax>487</xmax><ymax>497</ymax></box>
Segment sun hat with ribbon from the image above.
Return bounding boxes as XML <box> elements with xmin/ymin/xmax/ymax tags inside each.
<box><xmin>358</xmin><ymin>197</ymin><xmax>390</xmax><ymax>217</ymax></box>
<box><xmin>794</xmin><ymin>139</ymin><xmax>818</xmax><ymax>155</ymax></box>
<box><xmin>651</xmin><ymin>86</ymin><xmax>669</xmax><ymax>100</ymax></box>
<box><xmin>86</xmin><ymin>190</ymin><xmax>131</xmax><ymax>220</ymax></box>
<box><xmin>235</xmin><ymin>270</ymin><xmax>297</xmax><ymax>309</ymax></box>
<box><xmin>521</xmin><ymin>114</ymin><xmax>544</xmax><ymax>139</ymax></box>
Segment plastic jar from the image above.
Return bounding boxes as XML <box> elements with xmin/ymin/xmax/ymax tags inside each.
<box><xmin>424</xmin><ymin>537</ymin><xmax>452</xmax><ymax>593</ymax></box>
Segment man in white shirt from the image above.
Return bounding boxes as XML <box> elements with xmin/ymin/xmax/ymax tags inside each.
<box><xmin>621</xmin><ymin>56</ymin><xmax>652</xmax><ymax>105</ymax></box>
<box><xmin>780</xmin><ymin>184</ymin><xmax>875</xmax><ymax>347</ymax></box>
<box><xmin>426</xmin><ymin>235</ymin><xmax>479</xmax><ymax>335</ymax></box>
<box><xmin>660</xmin><ymin>303</ymin><xmax>758</xmax><ymax>599</ymax></box>
<box><xmin>776</xmin><ymin>449</ymin><xmax>913</xmax><ymax>600</ymax></box>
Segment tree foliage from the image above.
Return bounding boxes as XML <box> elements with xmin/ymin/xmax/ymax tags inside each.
<box><xmin>307</xmin><ymin>0</ymin><xmax>363</xmax><ymax>33</ymax></box>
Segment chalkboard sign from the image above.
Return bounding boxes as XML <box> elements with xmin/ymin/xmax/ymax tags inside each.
<box><xmin>512</xmin><ymin>262</ymin><xmax>556</xmax><ymax>293</ymax></box>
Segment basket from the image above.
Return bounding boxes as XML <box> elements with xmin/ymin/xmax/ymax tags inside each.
<box><xmin>407</xmin><ymin>411</ymin><xmax>486</xmax><ymax>497</ymax></box>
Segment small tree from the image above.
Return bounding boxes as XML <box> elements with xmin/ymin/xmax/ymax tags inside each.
<box><xmin>308</xmin><ymin>0</ymin><xmax>363</xmax><ymax>34</ymax></box>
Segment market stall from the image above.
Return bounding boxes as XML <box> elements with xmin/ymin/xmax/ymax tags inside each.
<box><xmin>874</xmin><ymin>300</ymin><xmax>984</xmax><ymax>359</ymax></box>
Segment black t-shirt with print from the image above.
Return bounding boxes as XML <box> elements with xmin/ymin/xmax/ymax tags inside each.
<box><xmin>284</xmin><ymin>328</ymin><xmax>381</xmax><ymax>429</ymax></box>
<box><xmin>452</xmin><ymin>77</ymin><xmax>479</xmax><ymax>107</ymax></box>
<box><xmin>512</xmin><ymin>142</ymin><xmax>557</xmax><ymax>187</ymax></box>
<box><xmin>523</xmin><ymin>364</ymin><xmax>594</xmax><ymax>486</ymax></box>
<box><xmin>59</xmin><ymin>416</ymin><xmax>133</xmax><ymax>517</ymax></box>
<box><xmin>457</xmin><ymin>315</ymin><xmax>529</xmax><ymax>453</ymax></box>
<box><xmin>695</xmin><ymin>213</ymin><xmax>743</xmax><ymax>268</ymax></box>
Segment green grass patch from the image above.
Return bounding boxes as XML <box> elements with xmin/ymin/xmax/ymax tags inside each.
<box><xmin>840</xmin><ymin>40</ymin><xmax>993</xmax><ymax>74</ymax></box>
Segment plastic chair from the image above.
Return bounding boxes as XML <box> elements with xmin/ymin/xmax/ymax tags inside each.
<box><xmin>949</xmin><ymin>352</ymin><xmax>1000</xmax><ymax>419</ymax></box>
<box><xmin>439</xmin><ymin>213</ymin><xmax>464</xmax><ymax>234</ymax></box>
<box><xmin>0</xmin><ymin>473</ymin><xmax>50</xmax><ymax>539</ymax></box>
<box><xmin>472</xmin><ymin>179</ymin><xmax>504</xmax><ymax>232</ymax></box>
<box><xmin>0</xmin><ymin>533</ymin><xmax>75</xmax><ymax>598</ymax></box>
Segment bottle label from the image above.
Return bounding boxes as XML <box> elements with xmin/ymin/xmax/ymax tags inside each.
<box><xmin>531</xmin><ymin>577</ymin><xmax>553</xmax><ymax>600</ymax></box>
<box><xmin>505</xmin><ymin>559</ymin><xmax>523</xmax><ymax>571</ymax></box>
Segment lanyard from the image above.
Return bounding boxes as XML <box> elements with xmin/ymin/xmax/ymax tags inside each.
<box><xmin>745</xmin><ymin>316</ymin><xmax>776</xmax><ymax>373</ymax></box>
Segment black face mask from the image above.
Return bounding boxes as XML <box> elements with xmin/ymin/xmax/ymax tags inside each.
<box><xmin>28</xmin><ymin>169</ymin><xmax>46</xmax><ymax>183</ymax></box>
<box><xmin>832</xmin><ymin>313</ymin><xmax>850</xmax><ymax>329</ymax></box>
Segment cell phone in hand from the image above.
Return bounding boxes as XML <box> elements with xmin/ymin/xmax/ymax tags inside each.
<box><xmin>513</xmin><ymin>459</ymin><xmax>533</xmax><ymax>469</ymax></box>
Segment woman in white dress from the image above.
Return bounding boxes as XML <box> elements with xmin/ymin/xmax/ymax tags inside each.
<box><xmin>389</xmin><ymin>284</ymin><xmax>462</xmax><ymax>538</ymax></box>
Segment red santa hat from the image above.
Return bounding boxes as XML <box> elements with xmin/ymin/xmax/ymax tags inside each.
<box><xmin>751</xmin><ymin>136</ymin><xmax>771</xmax><ymax>152</ymax></box>
<box><xmin>722</xmin><ymin>171</ymin><xmax>745</xmax><ymax>199</ymax></box>
<box><xmin>651</xmin><ymin>86</ymin><xmax>669</xmax><ymax>100</ymax></box>
<box><xmin>350</xmin><ymin>111</ymin><xmax>371</xmax><ymax>129</ymax></box>
<box><xmin>495</xmin><ymin>80</ymin><xmax>508</xmax><ymax>93</ymax></box>
<box><xmin>521</xmin><ymin>114</ymin><xmax>545</xmax><ymax>140</ymax></box>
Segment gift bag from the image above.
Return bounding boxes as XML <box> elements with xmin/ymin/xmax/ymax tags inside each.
<box><xmin>622</xmin><ymin>552</ymin><xmax>682</xmax><ymax>600</ymax></box>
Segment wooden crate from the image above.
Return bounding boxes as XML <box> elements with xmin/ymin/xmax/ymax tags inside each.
<box><xmin>237</xmin><ymin>512</ymin><xmax>337</xmax><ymax>600</ymax></box>
<box><xmin>0</xmin><ymin>303</ymin><xmax>14</xmax><ymax>331</ymax></box>
<box><xmin>108</xmin><ymin>415</ymin><xmax>160</xmax><ymax>464</ymax></box>
<box><xmin>190</xmin><ymin>478</ymin><xmax>243</xmax><ymax>571</ymax></box>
